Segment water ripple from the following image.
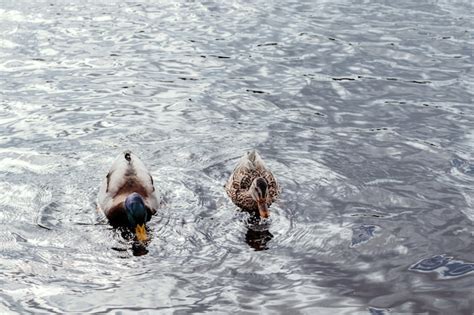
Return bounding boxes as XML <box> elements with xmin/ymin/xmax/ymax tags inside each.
<box><xmin>0</xmin><ymin>0</ymin><xmax>473</xmax><ymax>314</ymax></box>
<box><xmin>410</xmin><ymin>255</ymin><xmax>474</xmax><ymax>279</ymax></box>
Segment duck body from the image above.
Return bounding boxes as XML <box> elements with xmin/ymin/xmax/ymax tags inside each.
<box><xmin>225</xmin><ymin>150</ymin><xmax>280</xmax><ymax>217</ymax></box>
<box><xmin>97</xmin><ymin>150</ymin><xmax>158</xmax><ymax>233</ymax></box>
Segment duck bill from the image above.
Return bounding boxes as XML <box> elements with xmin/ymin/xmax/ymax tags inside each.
<box><xmin>135</xmin><ymin>224</ymin><xmax>148</xmax><ymax>242</ymax></box>
<box><xmin>257</xmin><ymin>201</ymin><xmax>269</xmax><ymax>219</ymax></box>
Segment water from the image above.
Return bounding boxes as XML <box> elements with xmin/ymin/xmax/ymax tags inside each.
<box><xmin>1</xmin><ymin>0</ymin><xmax>473</xmax><ymax>313</ymax></box>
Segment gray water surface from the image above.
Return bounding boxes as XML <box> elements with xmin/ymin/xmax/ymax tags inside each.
<box><xmin>1</xmin><ymin>0</ymin><xmax>473</xmax><ymax>314</ymax></box>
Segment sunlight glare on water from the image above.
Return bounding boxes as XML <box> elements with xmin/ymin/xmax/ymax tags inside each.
<box><xmin>0</xmin><ymin>0</ymin><xmax>473</xmax><ymax>313</ymax></box>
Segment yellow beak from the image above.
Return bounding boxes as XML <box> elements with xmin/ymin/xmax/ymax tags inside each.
<box><xmin>135</xmin><ymin>224</ymin><xmax>148</xmax><ymax>242</ymax></box>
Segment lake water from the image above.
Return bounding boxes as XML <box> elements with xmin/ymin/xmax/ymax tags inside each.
<box><xmin>1</xmin><ymin>0</ymin><xmax>473</xmax><ymax>314</ymax></box>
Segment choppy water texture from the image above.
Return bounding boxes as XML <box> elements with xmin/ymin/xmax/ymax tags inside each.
<box><xmin>1</xmin><ymin>0</ymin><xmax>473</xmax><ymax>314</ymax></box>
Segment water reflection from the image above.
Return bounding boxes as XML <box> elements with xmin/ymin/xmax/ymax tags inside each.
<box><xmin>36</xmin><ymin>201</ymin><xmax>62</xmax><ymax>230</ymax></box>
<box><xmin>131</xmin><ymin>242</ymin><xmax>149</xmax><ymax>256</ymax></box>
<box><xmin>351</xmin><ymin>225</ymin><xmax>378</xmax><ymax>247</ymax></box>
<box><xmin>0</xmin><ymin>0</ymin><xmax>473</xmax><ymax>313</ymax></box>
<box><xmin>245</xmin><ymin>226</ymin><xmax>273</xmax><ymax>251</ymax></box>
<box><xmin>113</xmin><ymin>227</ymin><xmax>151</xmax><ymax>256</ymax></box>
<box><xmin>369</xmin><ymin>308</ymin><xmax>388</xmax><ymax>315</ymax></box>
<box><xmin>245</xmin><ymin>218</ymin><xmax>273</xmax><ymax>251</ymax></box>
<box><xmin>410</xmin><ymin>255</ymin><xmax>474</xmax><ymax>279</ymax></box>
<box><xmin>410</xmin><ymin>255</ymin><xmax>451</xmax><ymax>271</ymax></box>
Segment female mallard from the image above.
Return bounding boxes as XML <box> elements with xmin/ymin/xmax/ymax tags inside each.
<box><xmin>97</xmin><ymin>150</ymin><xmax>159</xmax><ymax>241</ymax></box>
<box><xmin>225</xmin><ymin>150</ymin><xmax>280</xmax><ymax>218</ymax></box>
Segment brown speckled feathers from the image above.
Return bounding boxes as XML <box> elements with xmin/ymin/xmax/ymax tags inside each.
<box><xmin>225</xmin><ymin>150</ymin><xmax>280</xmax><ymax>211</ymax></box>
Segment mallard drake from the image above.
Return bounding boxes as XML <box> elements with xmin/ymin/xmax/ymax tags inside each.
<box><xmin>225</xmin><ymin>150</ymin><xmax>280</xmax><ymax>218</ymax></box>
<box><xmin>97</xmin><ymin>150</ymin><xmax>159</xmax><ymax>241</ymax></box>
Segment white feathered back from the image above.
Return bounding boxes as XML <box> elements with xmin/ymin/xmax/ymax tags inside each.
<box><xmin>97</xmin><ymin>150</ymin><xmax>159</xmax><ymax>216</ymax></box>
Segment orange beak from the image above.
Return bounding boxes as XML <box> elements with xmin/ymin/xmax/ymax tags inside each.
<box><xmin>257</xmin><ymin>201</ymin><xmax>269</xmax><ymax>219</ymax></box>
<box><xmin>135</xmin><ymin>224</ymin><xmax>148</xmax><ymax>242</ymax></box>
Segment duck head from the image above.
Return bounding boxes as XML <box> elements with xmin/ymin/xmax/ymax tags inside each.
<box><xmin>125</xmin><ymin>193</ymin><xmax>148</xmax><ymax>242</ymax></box>
<box><xmin>250</xmin><ymin>177</ymin><xmax>269</xmax><ymax>219</ymax></box>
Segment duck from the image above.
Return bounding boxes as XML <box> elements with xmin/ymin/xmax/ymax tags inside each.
<box><xmin>225</xmin><ymin>150</ymin><xmax>280</xmax><ymax>218</ymax></box>
<box><xmin>97</xmin><ymin>150</ymin><xmax>159</xmax><ymax>242</ymax></box>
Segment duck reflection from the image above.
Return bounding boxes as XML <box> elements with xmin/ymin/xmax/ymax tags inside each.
<box><xmin>245</xmin><ymin>227</ymin><xmax>273</xmax><ymax>251</ymax></box>
<box><xmin>111</xmin><ymin>244</ymin><xmax>148</xmax><ymax>257</ymax></box>
<box><xmin>131</xmin><ymin>241</ymin><xmax>149</xmax><ymax>256</ymax></box>
<box><xmin>119</xmin><ymin>228</ymin><xmax>150</xmax><ymax>256</ymax></box>
<box><xmin>245</xmin><ymin>218</ymin><xmax>273</xmax><ymax>251</ymax></box>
